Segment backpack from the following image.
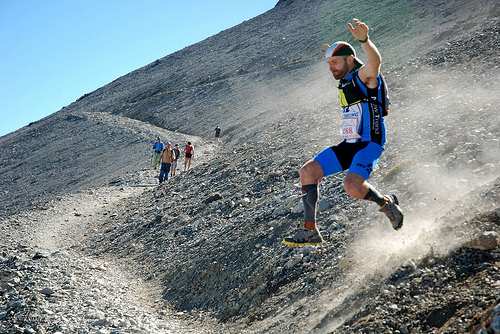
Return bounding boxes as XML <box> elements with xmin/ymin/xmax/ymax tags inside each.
<box><xmin>185</xmin><ymin>145</ymin><xmax>193</xmax><ymax>155</ymax></box>
<box><xmin>346</xmin><ymin>71</ymin><xmax>390</xmax><ymax>117</ymax></box>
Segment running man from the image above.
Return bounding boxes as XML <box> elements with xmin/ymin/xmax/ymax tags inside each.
<box><xmin>283</xmin><ymin>18</ymin><xmax>403</xmax><ymax>247</ymax></box>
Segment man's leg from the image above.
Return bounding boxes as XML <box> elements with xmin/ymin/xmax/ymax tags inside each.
<box><xmin>283</xmin><ymin>159</ymin><xmax>325</xmax><ymax>246</ymax></box>
<box><xmin>153</xmin><ymin>152</ymin><xmax>160</xmax><ymax>169</ymax></box>
<box><xmin>344</xmin><ymin>173</ymin><xmax>384</xmax><ymax>202</ymax></box>
<box><xmin>283</xmin><ymin>142</ymin><xmax>348</xmax><ymax>247</ymax></box>
<box><xmin>165</xmin><ymin>163</ymin><xmax>170</xmax><ymax>180</ymax></box>
<box><xmin>344</xmin><ymin>173</ymin><xmax>403</xmax><ymax>230</ymax></box>
<box><xmin>346</xmin><ymin>142</ymin><xmax>404</xmax><ymax>230</ymax></box>
<box><xmin>158</xmin><ymin>163</ymin><xmax>165</xmax><ymax>183</ymax></box>
<box><xmin>300</xmin><ymin>159</ymin><xmax>324</xmax><ymax>230</ymax></box>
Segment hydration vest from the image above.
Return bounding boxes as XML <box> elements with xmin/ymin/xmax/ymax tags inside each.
<box><xmin>338</xmin><ymin>69</ymin><xmax>390</xmax><ymax>117</ymax></box>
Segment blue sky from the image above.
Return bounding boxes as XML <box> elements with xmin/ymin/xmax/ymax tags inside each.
<box><xmin>0</xmin><ymin>0</ymin><xmax>277</xmax><ymax>137</ymax></box>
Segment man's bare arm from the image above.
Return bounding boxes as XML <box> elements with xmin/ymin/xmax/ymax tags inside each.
<box><xmin>347</xmin><ymin>18</ymin><xmax>381</xmax><ymax>88</ymax></box>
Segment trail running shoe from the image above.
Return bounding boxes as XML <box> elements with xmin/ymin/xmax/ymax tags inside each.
<box><xmin>379</xmin><ymin>194</ymin><xmax>404</xmax><ymax>230</ymax></box>
<box><xmin>283</xmin><ymin>228</ymin><xmax>324</xmax><ymax>247</ymax></box>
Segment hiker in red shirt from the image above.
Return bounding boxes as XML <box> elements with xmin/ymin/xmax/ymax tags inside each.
<box><xmin>184</xmin><ymin>141</ymin><xmax>194</xmax><ymax>171</ymax></box>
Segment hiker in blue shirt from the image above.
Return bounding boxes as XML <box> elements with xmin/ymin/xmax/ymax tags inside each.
<box><xmin>152</xmin><ymin>137</ymin><xmax>164</xmax><ymax>169</ymax></box>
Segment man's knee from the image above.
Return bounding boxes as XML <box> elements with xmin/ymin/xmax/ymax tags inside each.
<box><xmin>343</xmin><ymin>174</ymin><xmax>367</xmax><ymax>199</ymax></box>
<box><xmin>301</xmin><ymin>160</ymin><xmax>323</xmax><ymax>184</ymax></box>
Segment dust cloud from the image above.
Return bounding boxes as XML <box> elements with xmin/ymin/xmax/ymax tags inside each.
<box><xmin>312</xmin><ymin>65</ymin><xmax>499</xmax><ymax>331</ymax></box>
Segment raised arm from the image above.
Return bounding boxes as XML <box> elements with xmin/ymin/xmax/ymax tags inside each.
<box><xmin>347</xmin><ymin>18</ymin><xmax>381</xmax><ymax>88</ymax></box>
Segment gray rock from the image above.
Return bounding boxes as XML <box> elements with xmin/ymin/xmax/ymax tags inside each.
<box><xmin>40</xmin><ymin>287</ymin><xmax>55</xmax><ymax>296</ymax></box>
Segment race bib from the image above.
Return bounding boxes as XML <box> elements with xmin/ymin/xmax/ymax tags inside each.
<box><xmin>340</xmin><ymin>105</ymin><xmax>362</xmax><ymax>141</ymax></box>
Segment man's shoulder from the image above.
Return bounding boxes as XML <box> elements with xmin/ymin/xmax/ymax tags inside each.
<box><xmin>351</xmin><ymin>70</ymin><xmax>380</xmax><ymax>91</ymax></box>
<box><xmin>355</xmin><ymin>65</ymin><xmax>381</xmax><ymax>89</ymax></box>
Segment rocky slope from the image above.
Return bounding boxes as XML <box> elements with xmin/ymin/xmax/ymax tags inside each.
<box><xmin>1</xmin><ymin>0</ymin><xmax>499</xmax><ymax>333</ymax></box>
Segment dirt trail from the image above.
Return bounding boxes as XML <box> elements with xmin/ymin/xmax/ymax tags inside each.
<box><xmin>31</xmin><ymin>186</ymin><xmax>147</xmax><ymax>252</ymax></box>
<box><xmin>11</xmin><ymin>140</ymin><xmax>218</xmax><ymax>253</ymax></box>
<box><xmin>0</xmin><ymin>145</ymin><xmax>218</xmax><ymax>333</ymax></box>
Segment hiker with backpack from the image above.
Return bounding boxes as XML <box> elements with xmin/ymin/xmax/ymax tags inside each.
<box><xmin>214</xmin><ymin>126</ymin><xmax>221</xmax><ymax>143</ymax></box>
<box><xmin>152</xmin><ymin>137</ymin><xmax>164</xmax><ymax>169</ymax></box>
<box><xmin>157</xmin><ymin>142</ymin><xmax>174</xmax><ymax>184</ymax></box>
<box><xmin>183</xmin><ymin>141</ymin><xmax>194</xmax><ymax>171</ymax></box>
<box><xmin>283</xmin><ymin>18</ymin><xmax>404</xmax><ymax>247</ymax></box>
<box><xmin>171</xmin><ymin>143</ymin><xmax>181</xmax><ymax>177</ymax></box>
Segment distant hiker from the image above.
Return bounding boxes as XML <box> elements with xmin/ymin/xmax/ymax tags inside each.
<box><xmin>184</xmin><ymin>141</ymin><xmax>194</xmax><ymax>170</ymax></box>
<box><xmin>214</xmin><ymin>126</ymin><xmax>221</xmax><ymax>143</ymax></box>
<box><xmin>171</xmin><ymin>143</ymin><xmax>181</xmax><ymax>177</ymax></box>
<box><xmin>158</xmin><ymin>142</ymin><xmax>174</xmax><ymax>184</ymax></box>
<box><xmin>283</xmin><ymin>18</ymin><xmax>404</xmax><ymax>247</ymax></box>
<box><xmin>152</xmin><ymin>137</ymin><xmax>164</xmax><ymax>169</ymax></box>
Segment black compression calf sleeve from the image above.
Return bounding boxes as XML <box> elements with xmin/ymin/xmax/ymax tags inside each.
<box><xmin>364</xmin><ymin>185</ymin><xmax>386</xmax><ymax>206</ymax></box>
<box><xmin>302</xmin><ymin>184</ymin><xmax>318</xmax><ymax>223</ymax></box>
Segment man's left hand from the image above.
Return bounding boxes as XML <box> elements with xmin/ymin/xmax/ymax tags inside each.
<box><xmin>347</xmin><ymin>18</ymin><xmax>369</xmax><ymax>41</ymax></box>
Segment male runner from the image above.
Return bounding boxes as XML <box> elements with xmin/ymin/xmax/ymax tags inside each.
<box><xmin>283</xmin><ymin>18</ymin><xmax>404</xmax><ymax>247</ymax></box>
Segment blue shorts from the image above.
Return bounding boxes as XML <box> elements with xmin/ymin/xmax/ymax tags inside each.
<box><xmin>314</xmin><ymin>141</ymin><xmax>383</xmax><ymax>180</ymax></box>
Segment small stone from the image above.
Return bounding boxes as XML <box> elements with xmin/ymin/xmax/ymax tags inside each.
<box><xmin>91</xmin><ymin>265</ymin><xmax>107</xmax><ymax>271</ymax></box>
<box><xmin>92</xmin><ymin>318</ymin><xmax>110</xmax><ymax>326</ymax></box>
<box><xmin>285</xmin><ymin>254</ymin><xmax>303</xmax><ymax>268</ymax></box>
<box><xmin>40</xmin><ymin>287</ymin><xmax>55</xmax><ymax>296</ymax></box>
<box><xmin>291</xmin><ymin>202</ymin><xmax>304</xmax><ymax>214</ymax></box>
<box><xmin>387</xmin><ymin>304</ymin><xmax>399</xmax><ymax>313</ymax></box>
<box><xmin>318</xmin><ymin>198</ymin><xmax>331</xmax><ymax>212</ymax></box>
